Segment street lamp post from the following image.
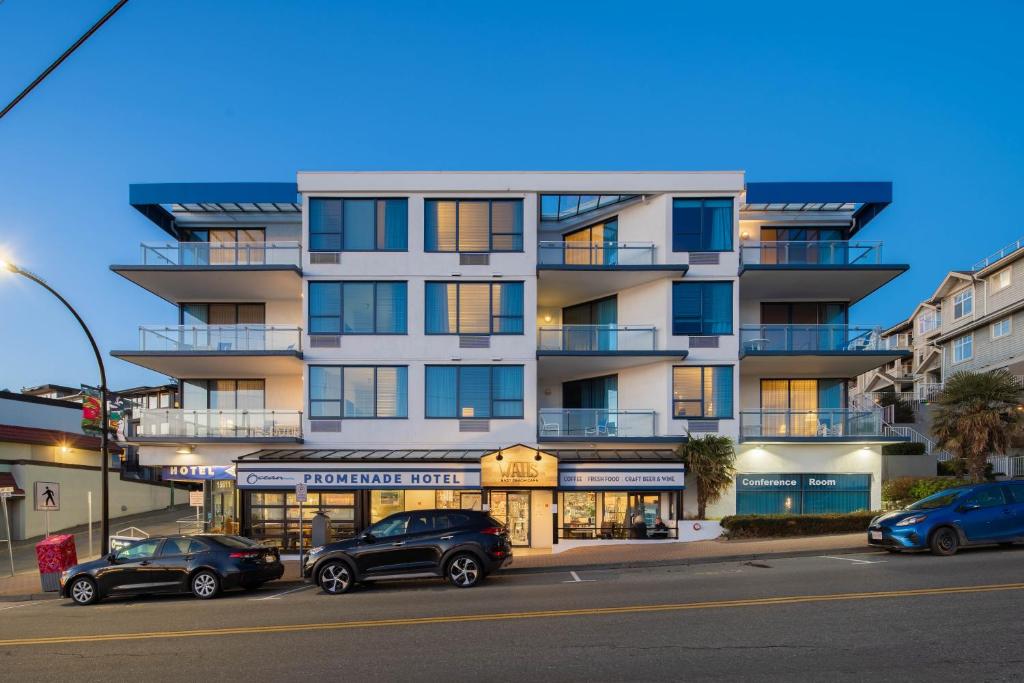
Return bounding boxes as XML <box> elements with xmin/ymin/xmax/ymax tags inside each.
<box><xmin>1</xmin><ymin>260</ymin><xmax>111</xmax><ymax>555</ymax></box>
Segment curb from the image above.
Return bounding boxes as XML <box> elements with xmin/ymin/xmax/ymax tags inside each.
<box><xmin>0</xmin><ymin>592</ymin><xmax>59</xmax><ymax>603</ymax></box>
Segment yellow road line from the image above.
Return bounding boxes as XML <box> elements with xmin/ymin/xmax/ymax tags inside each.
<box><xmin>3</xmin><ymin>582</ymin><xmax>1022</xmax><ymax>648</ymax></box>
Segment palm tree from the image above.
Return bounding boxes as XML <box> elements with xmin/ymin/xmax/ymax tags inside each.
<box><xmin>676</xmin><ymin>434</ymin><xmax>736</xmax><ymax>519</ymax></box>
<box><xmin>931</xmin><ymin>370</ymin><xmax>1024</xmax><ymax>482</ymax></box>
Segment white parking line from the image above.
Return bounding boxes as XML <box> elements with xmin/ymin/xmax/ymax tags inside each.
<box><xmin>562</xmin><ymin>570</ymin><xmax>596</xmax><ymax>583</ymax></box>
<box><xmin>0</xmin><ymin>601</ymin><xmax>44</xmax><ymax>612</ymax></box>
<box><xmin>819</xmin><ymin>555</ymin><xmax>887</xmax><ymax>565</ymax></box>
<box><xmin>251</xmin><ymin>584</ymin><xmax>314</xmax><ymax>601</ymax></box>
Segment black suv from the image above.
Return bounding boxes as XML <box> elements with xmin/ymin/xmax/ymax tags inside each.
<box><xmin>303</xmin><ymin>509</ymin><xmax>512</xmax><ymax>594</ymax></box>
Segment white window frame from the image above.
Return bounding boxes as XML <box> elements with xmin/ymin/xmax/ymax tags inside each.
<box><xmin>991</xmin><ymin>268</ymin><xmax>1012</xmax><ymax>291</ymax></box>
<box><xmin>992</xmin><ymin>317</ymin><xmax>1012</xmax><ymax>339</ymax></box>
<box><xmin>953</xmin><ymin>333</ymin><xmax>973</xmax><ymax>363</ymax></box>
<box><xmin>953</xmin><ymin>289</ymin><xmax>973</xmax><ymax>319</ymax></box>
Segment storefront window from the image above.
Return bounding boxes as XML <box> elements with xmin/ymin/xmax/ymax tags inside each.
<box><xmin>602</xmin><ymin>492</ymin><xmax>628</xmax><ymax>527</ymax></box>
<box><xmin>435</xmin><ymin>490</ymin><xmax>483</xmax><ymax>510</ymax></box>
<box><xmin>562</xmin><ymin>492</ymin><xmax>596</xmax><ymax>528</ymax></box>
<box><xmin>371</xmin><ymin>490</ymin><xmax>405</xmax><ymax>522</ymax></box>
<box><xmin>248</xmin><ymin>490</ymin><xmax>357</xmax><ymax>550</ymax></box>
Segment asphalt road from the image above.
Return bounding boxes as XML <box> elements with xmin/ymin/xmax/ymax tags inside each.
<box><xmin>3</xmin><ymin>546</ymin><xmax>1024</xmax><ymax>682</ymax></box>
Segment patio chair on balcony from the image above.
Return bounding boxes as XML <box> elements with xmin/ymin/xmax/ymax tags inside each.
<box><xmin>539</xmin><ymin>415</ymin><xmax>561</xmax><ymax>437</ymax></box>
<box><xmin>585</xmin><ymin>419</ymin><xmax>618</xmax><ymax>437</ymax></box>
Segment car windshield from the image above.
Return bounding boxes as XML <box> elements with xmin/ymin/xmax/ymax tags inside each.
<box><xmin>907</xmin><ymin>489</ymin><xmax>966</xmax><ymax>510</ymax></box>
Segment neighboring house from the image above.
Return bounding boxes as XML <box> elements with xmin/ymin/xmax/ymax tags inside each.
<box><xmin>110</xmin><ymin>175</ymin><xmax>908</xmax><ymax>550</ymax></box>
<box><xmin>0</xmin><ymin>391</ymin><xmax>175</xmax><ymax>541</ymax></box>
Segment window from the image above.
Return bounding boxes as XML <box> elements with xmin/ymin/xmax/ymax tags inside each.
<box><xmin>182</xmin><ymin>379</ymin><xmax>264</xmax><ymax>409</ymax></box>
<box><xmin>159</xmin><ymin>538</ymin><xmax>207</xmax><ymax>556</ymax></box>
<box><xmin>424</xmin><ymin>199</ymin><xmax>523</xmax><ymax>252</ymax></box>
<box><xmin>992</xmin><ymin>318</ymin><xmax>1012</xmax><ymax>339</ymax></box>
<box><xmin>308</xmin><ymin>282</ymin><xmax>407</xmax><ymax>334</ymax></box>
<box><xmin>991</xmin><ymin>268</ymin><xmax>1012</xmax><ymax>290</ymax></box>
<box><xmin>116</xmin><ymin>540</ymin><xmax>161</xmax><ymax>561</ymax></box>
<box><xmin>368</xmin><ymin>514</ymin><xmax>409</xmax><ymax>538</ymax></box>
<box><xmin>672</xmin><ymin>366</ymin><xmax>734</xmax><ymax>418</ymax></box>
<box><xmin>672</xmin><ymin>198</ymin><xmax>733</xmax><ymax>252</ymax></box>
<box><xmin>953</xmin><ymin>289</ymin><xmax>973</xmax><ymax>319</ymax></box>
<box><xmin>425</xmin><ymin>365</ymin><xmax>524</xmax><ymax>418</ymax></box>
<box><xmin>963</xmin><ymin>487</ymin><xmax>1007</xmax><ymax>508</ymax></box>
<box><xmin>434</xmin><ymin>512</ymin><xmax>473</xmax><ymax>530</ymax></box>
<box><xmin>309</xmin><ymin>366</ymin><xmax>408</xmax><ymax>419</ymax></box>
<box><xmin>308</xmin><ymin>198</ymin><xmax>407</xmax><ymax>251</ymax></box>
<box><xmin>425</xmin><ymin>282</ymin><xmax>524</xmax><ymax>334</ymax></box>
<box><xmin>180</xmin><ymin>303</ymin><xmax>265</xmax><ymax>325</ymax></box>
<box><xmin>953</xmin><ymin>334</ymin><xmax>973</xmax><ymax>363</ymax></box>
<box><xmin>672</xmin><ymin>282</ymin><xmax>733</xmax><ymax>335</ymax></box>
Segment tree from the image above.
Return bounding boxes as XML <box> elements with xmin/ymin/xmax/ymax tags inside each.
<box><xmin>875</xmin><ymin>391</ymin><xmax>915</xmax><ymax>423</ymax></box>
<box><xmin>677</xmin><ymin>433</ymin><xmax>736</xmax><ymax>519</ymax></box>
<box><xmin>931</xmin><ymin>370</ymin><xmax>1024</xmax><ymax>482</ymax></box>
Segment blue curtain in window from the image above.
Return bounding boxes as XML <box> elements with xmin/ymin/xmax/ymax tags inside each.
<box><xmin>491</xmin><ymin>366</ymin><xmax>524</xmax><ymax>417</ymax></box>
<box><xmin>309</xmin><ymin>282</ymin><xmax>341</xmax><ymax>334</ymax></box>
<box><xmin>493</xmin><ymin>283</ymin><xmax>524</xmax><ymax>334</ymax></box>
<box><xmin>703</xmin><ymin>282</ymin><xmax>733</xmax><ymax>335</ymax></box>
<box><xmin>425</xmin><ymin>367</ymin><xmax>457</xmax><ymax>417</ymax></box>
<box><xmin>671</xmin><ymin>283</ymin><xmax>702</xmax><ymax>335</ymax></box>
<box><xmin>384</xmin><ymin>199</ymin><xmax>408</xmax><ymax>250</ymax></box>
<box><xmin>705</xmin><ymin>199</ymin><xmax>733</xmax><ymax>251</ymax></box>
<box><xmin>425</xmin><ymin>283</ymin><xmax>452</xmax><ymax>334</ymax></box>
<box><xmin>375</xmin><ymin>283</ymin><xmax>407</xmax><ymax>333</ymax></box>
<box><xmin>709</xmin><ymin>366</ymin><xmax>734</xmax><ymax>418</ymax></box>
<box><xmin>424</xmin><ymin>200</ymin><xmax>441</xmax><ymax>252</ymax></box>
<box><xmin>672</xmin><ymin>199</ymin><xmax>733</xmax><ymax>251</ymax></box>
<box><xmin>309</xmin><ymin>199</ymin><xmax>342</xmax><ymax>251</ymax></box>
<box><xmin>343</xmin><ymin>200</ymin><xmax>375</xmax><ymax>250</ymax></box>
<box><xmin>459</xmin><ymin>366</ymin><xmax>491</xmax><ymax>418</ymax></box>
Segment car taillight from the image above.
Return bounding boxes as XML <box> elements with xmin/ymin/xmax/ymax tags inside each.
<box><xmin>481</xmin><ymin>526</ymin><xmax>503</xmax><ymax>536</ymax></box>
<box><xmin>229</xmin><ymin>550</ymin><xmax>262</xmax><ymax>559</ymax></box>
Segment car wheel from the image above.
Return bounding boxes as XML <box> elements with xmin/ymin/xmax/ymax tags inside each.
<box><xmin>318</xmin><ymin>561</ymin><xmax>353</xmax><ymax>595</ymax></box>
<box><xmin>69</xmin><ymin>576</ymin><xmax>99</xmax><ymax>605</ymax></box>
<box><xmin>446</xmin><ymin>553</ymin><xmax>482</xmax><ymax>588</ymax></box>
<box><xmin>929</xmin><ymin>527</ymin><xmax>959</xmax><ymax>556</ymax></box>
<box><xmin>191</xmin><ymin>570</ymin><xmax>221</xmax><ymax>599</ymax></box>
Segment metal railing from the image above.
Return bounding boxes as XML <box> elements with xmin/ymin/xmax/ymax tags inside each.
<box><xmin>538</xmin><ymin>409</ymin><xmax>657</xmax><ymax>438</ymax></box>
<box><xmin>880</xmin><ymin>335</ymin><xmax>912</xmax><ymax>351</ymax></box>
<box><xmin>138</xmin><ymin>325</ymin><xmax>302</xmax><ymax>352</ymax></box>
<box><xmin>740</xmin><ymin>240</ymin><xmax>882</xmax><ymax>266</ymax></box>
<box><xmin>137</xmin><ymin>409</ymin><xmax>303</xmax><ymax>439</ymax></box>
<box><xmin>537</xmin><ymin>325</ymin><xmax>656</xmax><ymax>352</ymax></box>
<box><xmin>915</xmin><ymin>383</ymin><xmax>944</xmax><ymax>401</ymax></box>
<box><xmin>740</xmin><ymin>324</ymin><xmax>883</xmax><ymax>353</ymax></box>
<box><xmin>973</xmin><ymin>236</ymin><xmax>1024</xmax><ymax>271</ymax></box>
<box><xmin>559</xmin><ymin>525</ymin><xmax>678</xmax><ymax>540</ymax></box>
<box><xmin>537</xmin><ymin>241</ymin><xmax>655</xmax><ymax>266</ymax></box>
<box><xmin>140</xmin><ymin>241</ymin><xmax>302</xmax><ymax>266</ymax></box>
<box><xmin>740</xmin><ymin>410</ymin><xmax>883</xmax><ymax>439</ymax></box>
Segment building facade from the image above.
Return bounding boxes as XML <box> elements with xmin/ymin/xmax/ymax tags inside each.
<box><xmin>112</xmin><ymin>174</ymin><xmax>909</xmax><ymax>550</ymax></box>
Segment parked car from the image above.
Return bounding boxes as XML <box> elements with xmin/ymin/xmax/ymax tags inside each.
<box><xmin>303</xmin><ymin>509</ymin><xmax>512</xmax><ymax>594</ymax></box>
<box><xmin>868</xmin><ymin>481</ymin><xmax>1024</xmax><ymax>555</ymax></box>
<box><xmin>61</xmin><ymin>534</ymin><xmax>284</xmax><ymax>605</ymax></box>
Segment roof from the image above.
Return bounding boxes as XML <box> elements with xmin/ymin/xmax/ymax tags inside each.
<box><xmin>237</xmin><ymin>447</ymin><xmax>682</xmax><ymax>463</ymax></box>
<box><xmin>0</xmin><ymin>390</ymin><xmax>81</xmax><ymax>410</ymax></box>
<box><xmin>743</xmin><ymin>181</ymin><xmax>892</xmax><ymax>233</ymax></box>
<box><xmin>0</xmin><ymin>473</ymin><xmax>25</xmax><ymax>496</ymax></box>
<box><xmin>548</xmin><ymin>449</ymin><xmax>682</xmax><ymax>462</ymax></box>
<box><xmin>130</xmin><ymin>182</ymin><xmax>300</xmax><ymax>237</ymax></box>
<box><xmin>0</xmin><ymin>424</ymin><xmax>122</xmax><ymax>453</ymax></box>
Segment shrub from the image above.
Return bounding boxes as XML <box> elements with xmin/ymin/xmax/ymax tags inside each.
<box><xmin>720</xmin><ymin>512</ymin><xmax>878</xmax><ymax>538</ymax></box>
<box><xmin>882</xmin><ymin>442</ymin><xmax>927</xmax><ymax>455</ymax></box>
<box><xmin>882</xmin><ymin>476</ymin><xmax>916</xmax><ymax>503</ymax></box>
<box><xmin>907</xmin><ymin>477</ymin><xmax>964</xmax><ymax>500</ymax></box>
<box><xmin>937</xmin><ymin>459</ymin><xmax>995</xmax><ymax>480</ymax></box>
<box><xmin>883</xmin><ymin>476</ymin><xmax>964</xmax><ymax>508</ymax></box>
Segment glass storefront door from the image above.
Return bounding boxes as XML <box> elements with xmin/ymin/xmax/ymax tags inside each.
<box><xmin>628</xmin><ymin>493</ymin><xmax>661</xmax><ymax>527</ymax></box>
<box><xmin>489</xmin><ymin>491</ymin><xmax>531</xmax><ymax>546</ymax></box>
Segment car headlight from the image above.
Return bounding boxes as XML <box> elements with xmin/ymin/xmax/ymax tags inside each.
<box><xmin>896</xmin><ymin>515</ymin><xmax>928</xmax><ymax>527</ymax></box>
<box><xmin>309</xmin><ymin>546</ymin><xmax>324</xmax><ymax>556</ymax></box>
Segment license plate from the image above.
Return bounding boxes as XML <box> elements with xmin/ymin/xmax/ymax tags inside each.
<box><xmin>870</xmin><ymin>530</ymin><xmax>883</xmax><ymax>541</ymax></box>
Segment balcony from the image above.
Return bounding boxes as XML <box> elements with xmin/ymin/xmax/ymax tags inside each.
<box><xmin>738</xmin><ymin>410</ymin><xmax>902</xmax><ymax>443</ymax></box>
<box><xmin>738</xmin><ymin>241</ymin><xmax>907</xmax><ymax>304</ymax></box>
<box><xmin>537</xmin><ymin>408</ymin><xmax>670</xmax><ymax>443</ymax></box>
<box><xmin>536</xmin><ymin>325</ymin><xmax>686</xmax><ymax>381</ymax></box>
<box><xmin>112</xmin><ymin>325</ymin><xmax>303</xmax><ymax>377</ymax></box>
<box><xmin>111</xmin><ymin>241</ymin><xmax>302</xmax><ymax>303</ymax></box>
<box><xmin>131</xmin><ymin>409</ymin><xmax>304</xmax><ymax>444</ymax></box>
<box><xmin>739</xmin><ymin>324</ymin><xmax>911</xmax><ymax>377</ymax></box>
<box><xmin>537</xmin><ymin>241</ymin><xmax>688</xmax><ymax>308</ymax></box>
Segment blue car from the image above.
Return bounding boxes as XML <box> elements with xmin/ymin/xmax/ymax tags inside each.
<box><xmin>868</xmin><ymin>480</ymin><xmax>1024</xmax><ymax>555</ymax></box>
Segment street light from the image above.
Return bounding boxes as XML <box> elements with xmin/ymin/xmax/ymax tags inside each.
<box><xmin>0</xmin><ymin>257</ymin><xmax>111</xmax><ymax>554</ymax></box>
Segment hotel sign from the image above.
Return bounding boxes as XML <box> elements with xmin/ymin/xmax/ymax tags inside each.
<box><xmin>559</xmin><ymin>464</ymin><xmax>685</xmax><ymax>490</ymax></box>
<box><xmin>236</xmin><ymin>464</ymin><xmax>481</xmax><ymax>490</ymax></box>
<box><xmin>480</xmin><ymin>446</ymin><xmax>558</xmax><ymax>488</ymax></box>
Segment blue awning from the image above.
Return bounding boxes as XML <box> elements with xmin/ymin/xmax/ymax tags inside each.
<box><xmin>743</xmin><ymin>181</ymin><xmax>892</xmax><ymax>233</ymax></box>
<box><xmin>129</xmin><ymin>182</ymin><xmax>300</xmax><ymax>237</ymax></box>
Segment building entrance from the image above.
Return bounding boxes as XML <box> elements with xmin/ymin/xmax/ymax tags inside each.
<box><xmin>489</xmin><ymin>491</ymin><xmax>531</xmax><ymax>546</ymax></box>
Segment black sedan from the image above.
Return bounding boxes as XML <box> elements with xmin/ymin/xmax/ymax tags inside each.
<box><xmin>60</xmin><ymin>534</ymin><xmax>284</xmax><ymax>605</ymax></box>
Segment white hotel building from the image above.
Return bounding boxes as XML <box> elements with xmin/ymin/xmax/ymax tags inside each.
<box><xmin>112</xmin><ymin>173</ymin><xmax>909</xmax><ymax>551</ymax></box>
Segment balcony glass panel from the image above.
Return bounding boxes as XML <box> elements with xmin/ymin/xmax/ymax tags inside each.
<box><xmin>739</xmin><ymin>410</ymin><xmax>882</xmax><ymax>439</ymax></box>
<box><xmin>537</xmin><ymin>409</ymin><xmax>656</xmax><ymax>438</ymax></box>
<box><xmin>137</xmin><ymin>409</ymin><xmax>302</xmax><ymax>438</ymax></box>
<box><xmin>140</xmin><ymin>241</ymin><xmax>301</xmax><ymax>266</ymax></box>
<box><xmin>537</xmin><ymin>241</ymin><xmax>654</xmax><ymax>266</ymax></box>
<box><xmin>138</xmin><ymin>325</ymin><xmax>302</xmax><ymax>352</ymax></box>
<box><xmin>537</xmin><ymin>325</ymin><xmax>655</xmax><ymax>352</ymax></box>
<box><xmin>740</xmin><ymin>325</ymin><xmax>882</xmax><ymax>353</ymax></box>
<box><xmin>740</xmin><ymin>241</ymin><xmax>882</xmax><ymax>265</ymax></box>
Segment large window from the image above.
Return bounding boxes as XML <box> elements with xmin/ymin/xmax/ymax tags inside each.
<box><xmin>672</xmin><ymin>366</ymin><xmax>734</xmax><ymax>418</ymax></box>
<box><xmin>672</xmin><ymin>282</ymin><xmax>733</xmax><ymax>335</ymax></box>
<box><xmin>424</xmin><ymin>199</ymin><xmax>523</xmax><ymax>252</ymax></box>
<box><xmin>308</xmin><ymin>281</ymin><xmax>407</xmax><ymax>334</ymax></box>
<box><xmin>953</xmin><ymin>334</ymin><xmax>973</xmax><ymax>363</ymax></box>
<box><xmin>180</xmin><ymin>303</ymin><xmax>265</xmax><ymax>325</ymax></box>
<box><xmin>992</xmin><ymin>317</ymin><xmax>1012</xmax><ymax>339</ymax></box>
<box><xmin>248</xmin><ymin>491</ymin><xmax>357</xmax><ymax>550</ymax></box>
<box><xmin>425</xmin><ymin>282</ymin><xmax>524</xmax><ymax>334</ymax></box>
<box><xmin>953</xmin><ymin>289</ymin><xmax>973</xmax><ymax>319</ymax></box>
<box><xmin>182</xmin><ymin>379</ymin><xmax>264</xmax><ymax>409</ymax></box>
<box><xmin>425</xmin><ymin>365</ymin><xmax>524</xmax><ymax>418</ymax></box>
<box><xmin>308</xmin><ymin>198</ymin><xmax>408</xmax><ymax>251</ymax></box>
<box><xmin>309</xmin><ymin>366</ymin><xmax>408</xmax><ymax>419</ymax></box>
<box><xmin>672</xmin><ymin>198</ymin><xmax>733</xmax><ymax>252</ymax></box>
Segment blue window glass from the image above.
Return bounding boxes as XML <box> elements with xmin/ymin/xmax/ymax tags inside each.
<box><xmin>308</xmin><ymin>282</ymin><xmax>407</xmax><ymax>334</ymax></box>
<box><xmin>309</xmin><ymin>366</ymin><xmax>408</xmax><ymax>419</ymax></box>
<box><xmin>672</xmin><ymin>366</ymin><xmax>733</xmax><ymax>418</ymax></box>
<box><xmin>672</xmin><ymin>198</ymin><xmax>733</xmax><ymax>252</ymax></box>
<box><xmin>425</xmin><ymin>365</ymin><xmax>524</xmax><ymax>419</ymax></box>
<box><xmin>424</xmin><ymin>282</ymin><xmax>524</xmax><ymax>335</ymax></box>
<box><xmin>672</xmin><ymin>282</ymin><xmax>733</xmax><ymax>335</ymax></box>
<box><xmin>308</xmin><ymin>198</ymin><xmax>407</xmax><ymax>252</ymax></box>
<box><xmin>424</xmin><ymin>199</ymin><xmax>523</xmax><ymax>252</ymax></box>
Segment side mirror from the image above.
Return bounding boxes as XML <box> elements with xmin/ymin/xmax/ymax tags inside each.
<box><xmin>958</xmin><ymin>503</ymin><xmax>980</xmax><ymax>513</ymax></box>
<box><xmin>361</xmin><ymin>532</ymin><xmax>375</xmax><ymax>543</ymax></box>
<box><xmin>106</xmin><ymin>552</ymin><xmax>117</xmax><ymax>563</ymax></box>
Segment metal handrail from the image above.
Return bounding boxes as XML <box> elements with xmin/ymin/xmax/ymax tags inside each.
<box><xmin>537</xmin><ymin>240</ymin><xmax>655</xmax><ymax>266</ymax></box>
<box><xmin>537</xmin><ymin>324</ymin><xmax>656</xmax><ymax>351</ymax></box>
<box><xmin>973</xmin><ymin>236</ymin><xmax>1024</xmax><ymax>271</ymax></box>
<box><xmin>740</xmin><ymin>324</ymin><xmax>883</xmax><ymax>353</ymax></box>
<box><xmin>740</xmin><ymin>240</ymin><xmax>882</xmax><ymax>266</ymax></box>
<box><xmin>140</xmin><ymin>241</ymin><xmax>302</xmax><ymax>266</ymax></box>
<box><xmin>138</xmin><ymin>325</ymin><xmax>303</xmax><ymax>352</ymax></box>
<box><xmin>538</xmin><ymin>408</ymin><xmax>657</xmax><ymax>438</ymax></box>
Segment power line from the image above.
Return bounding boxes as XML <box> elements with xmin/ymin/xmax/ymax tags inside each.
<box><xmin>0</xmin><ymin>0</ymin><xmax>130</xmax><ymax>121</ymax></box>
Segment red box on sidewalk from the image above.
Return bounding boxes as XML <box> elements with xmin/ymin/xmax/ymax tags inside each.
<box><xmin>36</xmin><ymin>534</ymin><xmax>78</xmax><ymax>591</ymax></box>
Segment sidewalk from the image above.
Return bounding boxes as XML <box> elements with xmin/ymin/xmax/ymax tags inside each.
<box><xmin>0</xmin><ymin>533</ymin><xmax>868</xmax><ymax>601</ymax></box>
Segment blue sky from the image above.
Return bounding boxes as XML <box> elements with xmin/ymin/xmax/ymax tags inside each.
<box><xmin>1</xmin><ymin>0</ymin><xmax>1022</xmax><ymax>391</ymax></box>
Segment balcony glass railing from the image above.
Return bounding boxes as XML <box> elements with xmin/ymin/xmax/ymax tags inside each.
<box><xmin>137</xmin><ymin>325</ymin><xmax>302</xmax><ymax>352</ymax></box>
<box><xmin>140</xmin><ymin>241</ymin><xmax>301</xmax><ymax>267</ymax></box>
<box><xmin>137</xmin><ymin>409</ymin><xmax>303</xmax><ymax>439</ymax></box>
<box><xmin>740</xmin><ymin>410</ymin><xmax>883</xmax><ymax>439</ymax></box>
<box><xmin>537</xmin><ymin>325</ymin><xmax>656</xmax><ymax>352</ymax></box>
<box><xmin>537</xmin><ymin>241</ymin><xmax>655</xmax><ymax>266</ymax></box>
<box><xmin>537</xmin><ymin>408</ymin><xmax>657</xmax><ymax>438</ymax></box>
<box><xmin>740</xmin><ymin>325</ymin><xmax>883</xmax><ymax>353</ymax></box>
<box><xmin>740</xmin><ymin>241</ymin><xmax>882</xmax><ymax>266</ymax></box>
